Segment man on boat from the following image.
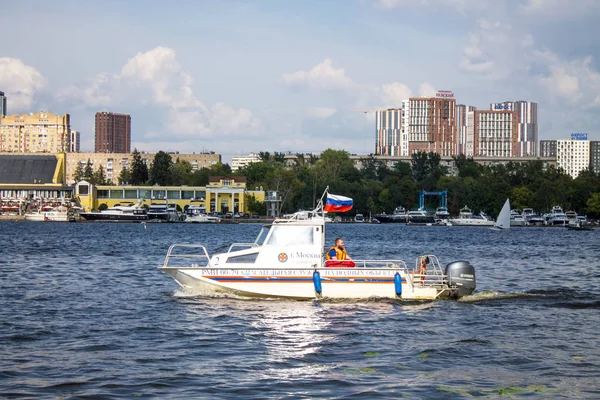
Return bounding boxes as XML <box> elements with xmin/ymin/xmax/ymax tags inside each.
<box><xmin>326</xmin><ymin>238</ymin><xmax>352</xmax><ymax>261</ymax></box>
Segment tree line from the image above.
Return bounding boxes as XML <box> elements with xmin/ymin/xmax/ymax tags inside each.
<box><xmin>75</xmin><ymin>148</ymin><xmax>600</xmax><ymax>219</ymax></box>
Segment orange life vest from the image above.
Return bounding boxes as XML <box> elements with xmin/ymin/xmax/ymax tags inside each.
<box><xmin>326</xmin><ymin>246</ymin><xmax>347</xmax><ymax>260</ymax></box>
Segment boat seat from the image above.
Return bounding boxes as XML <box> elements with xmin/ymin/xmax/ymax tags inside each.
<box><xmin>325</xmin><ymin>260</ymin><xmax>356</xmax><ymax>268</ymax></box>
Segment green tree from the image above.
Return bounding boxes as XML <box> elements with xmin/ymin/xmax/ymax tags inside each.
<box><xmin>83</xmin><ymin>159</ymin><xmax>94</xmax><ymax>180</ymax></box>
<box><xmin>73</xmin><ymin>162</ymin><xmax>85</xmax><ymax>183</ymax></box>
<box><xmin>149</xmin><ymin>151</ymin><xmax>173</xmax><ymax>185</ymax></box>
<box><xmin>171</xmin><ymin>159</ymin><xmax>194</xmax><ymax>185</ymax></box>
<box><xmin>246</xmin><ymin>194</ymin><xmax>264</xmax><ymax>214</ymax></box>
<box><xmin>118</xmin><ymin>166</ymin><xmax>130</xmax><ymax>185</ymax></box>
<box><xmin>93</xmin><ymin>165</ymin><xmax>107</xmax><ymax>185</ymax></box>
<box><xmin>129</xmin><ymin>149</ymin><xmax>149</xmax><ymax>185</ymax></box>
<box><xmin>585</xmin><ymin>192</ymin><xmax>600</xmax><ymax>219</ymax></box>
<box><xmin>511</xmin><ymin>186</ymin><xmax>534</xmax><ymax>210</ymax></box>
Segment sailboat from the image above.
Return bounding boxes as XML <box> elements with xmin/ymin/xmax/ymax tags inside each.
<box><xmin>491</xmin><ymin>199</ymin><xmax>511</xmax><ymax>230</ymax></box>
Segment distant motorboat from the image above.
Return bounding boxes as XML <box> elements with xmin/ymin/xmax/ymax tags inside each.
<box><xmin>510</xmin><ymin>209</ymin><xmax>527</xmax><ymax>227</ymax></box>
<box><xmin>373</xmin><ymin>206</ymin><xmax>407</xmax><ymax>223</ymax></box>
<box><xmin>448</xmin><ymin>206</ymin><xmax>495</xmax><ymax>227</ymax></box>
<box><xmin>545</xmin><ymin>206</ymin><xmax>569</xmax><ymax>226</ymax></box>
<box><xmin>24</xmin><ymin>205</ymin><xmax>75</xmax><ymax>222</ymax></box>
<box><xmin>147</xmin><ymin>203</ymin><xmax>180</xmax><ymax>222</ymax></box>
<box><xmin>354</xmin><ymin>214</ymin><xmax>365</xmax><ymax>223</ymax></box>
<box><xmin>407</xmin><ymin>209</ymin><xmax>436</xmax><ymax>225</ymax></box>
<box><xmin>80</xmin><ymin>201</ymin><xmax>148</xmax><ymax>222</ymax></box>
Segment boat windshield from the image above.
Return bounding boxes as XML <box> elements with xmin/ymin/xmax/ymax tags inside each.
<box><xmin>266</xmin><ymin>225</ymin><xmax>315</xmax><ymax>246</ymax></box>
<box><xmin>254</xmin><ymin>226</ymin><xmax>270</xmax><ymax>246</ymax></box>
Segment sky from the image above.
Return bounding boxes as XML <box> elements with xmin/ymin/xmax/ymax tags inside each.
<box><xmin>1</xmin><ymin>0</ymin><xmax>599</xmax><ymax>163</ymax></box>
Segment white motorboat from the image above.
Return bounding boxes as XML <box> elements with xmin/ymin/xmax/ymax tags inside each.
<box><xmin>354</xmin><ymin>213</ymin><xmax>365</xmax><ymax>223</ymax></box>
<box><xmin>435</xmin><ymin>207</ymin><xmax>450</xmax><ymax>220</ymax></box>
<box><xmin>546</xmin><ymin>206</ymin><xmax>569</xmax><ymax>226</ymax></box>
<box><xmin>448</xmin><ymin>206</ymin><xmax>495</xmax><ymax>226</ymax></box>
<box><xmin>24</xmin><ymin>205</ymin><xmax>75</xmax><ymax>222</ymax></box>
<box><xmin>509</xmin><ymin>209</ymin><xmax>527</xmax><ymax>227</ymax></box>
<box><xmin>158</xmin><ymin>189</ymin><xmax>477</xmax><ymax>301</ymax></box>
<box><xmin>80</xmin><ymin>201</ymin><xmax>148</xmax><ymax>222</ymax></box>
<box><xmin>185</xmin><ymin>214</ymin><xmax>221</xmax><ymax>223</ymax></box>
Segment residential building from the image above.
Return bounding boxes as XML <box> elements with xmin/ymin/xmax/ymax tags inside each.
<box><xmin>375</xmin><ymin>108</ymin><xmax>404</xmax><ymax>156</ymax></box>
<box><xmin>406</xmin><ymin>95</ymin><xmax>457</xmax><ymax>156</ymax></box>
<box><xmin>231</xmin><ymin>152</ymin><xmax>261</xmax><ymax>172</ymax></box>
<box><xmin>590</xmin><ymin>141</ymin><xmax>600</xmax><ymax>173</ymax></box>
<box><xmin>468</xmin><ymin>110</ymin><xmax>519</xmax><ymax>157</ymax></box>
<box><xmin>95</xmin><ymin>112</ymin><xmax>131</xmax><ymax>153</ymax></box>
<box><xmin>70</xmin><ymin>130</ymin><xmax>80</xmax><ymax>152</ymax></box>
<box><xmin>0</xmin><ymin>112</ymin><xmax>70</xmax><ymax>153</ymax></box>
<box><xmin>0</xmin><ymin>91</ymin><xmax>6</xmax><ymax>116</ymax></box>
<box><xmin>65</xmin><ymin>151</ymin><xmax>221</xmax><ymax>185</ymax></box>
<box><xmin>456</xmin><ymin>104</ymin><xmax>476</xmax><ymax>155</ymax></box>
<box><xmin>490</xmin><ymin>101</ymin><xmax>538</xmax><ymax>156</ymax></box>
<box><xmin>539</xmin><ymin>140</ymin><xmax>557</xmax><ymax>158</ymax></box>
<box><xmin>556</xmin><ymin>139</ymin><xmax>589</xmax><ymax>178</ymax></box>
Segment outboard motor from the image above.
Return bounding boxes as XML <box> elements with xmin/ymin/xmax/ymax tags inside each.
<box><xmin>444</xmin><ymin>261</ymin><xmax>476</xmax><ymax>299</ymax></box>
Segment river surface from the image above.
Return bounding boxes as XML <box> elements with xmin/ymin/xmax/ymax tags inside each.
<box><xmin>1</xmin><ymin>221</ymin><xmax>599</xmax><ymax>399</ymax></box>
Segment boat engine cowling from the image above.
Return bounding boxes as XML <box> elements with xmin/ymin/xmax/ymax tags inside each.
<box><xmin>444</xmin><ymin>261</ymin><xmax>476</xmax><ymax>298</ymax></box>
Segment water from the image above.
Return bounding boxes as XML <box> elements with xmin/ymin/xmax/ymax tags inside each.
<box><xmin>1</xmin><ymin>222</ymin><xmax>599</xmax><ymax>399</ymax></box>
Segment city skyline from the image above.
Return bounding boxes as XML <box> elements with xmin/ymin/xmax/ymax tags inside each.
<box><xmin>0</xmin><ymin>0</ymin><xmax>599</xmax><ymax>163</ymax></box>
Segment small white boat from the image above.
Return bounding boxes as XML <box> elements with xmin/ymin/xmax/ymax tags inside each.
<box><xmin>159</xmin><ymin>189</ymin><xmax>476</xmax><ymax>301</ymax></box>
<box><xmin>448</xmin><ymin>206</ymin><xmax>495</xmax><ymax>227</ymax></box>
<box><xmin>492</xmin><ymin>199</ymin><xmax>511</xmax><ymax>230</ymax></box>
<box><xmin>24</xmin><ymin>205</ymin><xmax>75</xmax><ymax>222</ymax></box>
<box><xmin>185</xmin><ymin>214</ymin><xmax>221</xmax><ymax>223</ymax></box>
<box><xmin>354</xmin><ymin>213</ymin><xmax>365</xmax><ymax>223</ymax></box>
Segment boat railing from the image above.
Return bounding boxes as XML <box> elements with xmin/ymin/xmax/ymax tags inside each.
<box><xmin>227</xmin><ymin>243</ymin><xmax>260</xmax><ymax>252</ymax></box>
<box><xmin>162</xmin><ymin>244</ymin><xmax>212</xmax><ymax>268</ymax></box>
<box><xmin>333</xmin><ymin>260</ymin><xmax>408</xmax><ymax>270</ymax></box>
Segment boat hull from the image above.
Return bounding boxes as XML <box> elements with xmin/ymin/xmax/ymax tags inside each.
<box><xmin>373</xmin><ymin>215</ymin><xmax>407</xmax><ymax>223</ymax></box>
<box><xmin>160</xmin><ymin>267</ymin><xmax>457</xmax><ymax>300</ymax></box>
<box><xmin>80</xmin><ymin>213</ymin><xmax>148</xmax><ymax>222</ymax></box>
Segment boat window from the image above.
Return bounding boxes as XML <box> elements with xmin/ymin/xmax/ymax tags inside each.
<box><xmin>266</xmin><ymin>226</ymin><xmax>314</xmax><ymax>246</ymax></box>
<box><xmin>254</xmin><ymin>227</ymin><xmax>269</xmax><ymax>246</ymax></box>
<box><xmin>226</xmin><ymin>253</ymin><xmax>259</xmax><ymax>264</ymax></box>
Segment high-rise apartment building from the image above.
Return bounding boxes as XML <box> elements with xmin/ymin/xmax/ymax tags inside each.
<box><xmin>456</xmin><ymin>104</ymin><xmax>476</xmax><ymax>155</ymax></box>
<box><xmin>467</xmin><ymin>110</ymin><xmax>519</xmax><ymax>157</ymax></box>
<box><xmin>556</xmin><ymin>138</ymin><xmax>589</xmax><ymax>178</ymax></box>
<box><xmin>590</xmin><ymin>141</ymin><xmax>600</xmax><ymax>174</ymax></box>
<box><xmin>375</xmin><ymin>109</ymin><xmax>404</xmax><ymax>156</ymax></box>
<box><xmin>70</xmin><ymin>130</ymin><xmax>81</xmax><ymax>152</ymax></box>
<box><xmin>405</xmin><ymin>93</ymin><xmax>457</xmax><ymax>156</ymax></box>
<box><xmin>95</xmin><ymin>112</ymin><xmax>131</xmax><ymax>153</ymax></box>
<box><xmin>490</xmin><ymin>101</ymin><xmax>538</xmax><ymax>156</ymax></box>
<box><xmin>539</xmin><ymin>140</ymin><xmax>557</xmax><ymax>158</ymax></box>
<box><xmin>0</xmin><ymin>91</ymin><xmax>6</xmax><ymax>116</ymax></box>
<box><xmin>0</xmin><ymin>112</ymin><xmax>70</xmax><ymax>153</ymax></box>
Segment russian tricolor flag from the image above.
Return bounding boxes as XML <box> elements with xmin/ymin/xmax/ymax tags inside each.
<box><xmin>324</xmin><ymin>194</ymin><xmax>353</xmax><ymax>213</ymax></box>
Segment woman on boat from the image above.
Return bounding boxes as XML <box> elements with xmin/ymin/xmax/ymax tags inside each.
<box><xmin>418</xmin><ymin>256</ymin><xmax>429</xmax><ymax>281</ymax></box>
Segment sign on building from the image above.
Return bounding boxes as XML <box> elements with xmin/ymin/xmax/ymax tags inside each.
<box><xmin>570</xmin><ymin>133</ymin><xmax>588</xmax><ymax>140</ymax></box>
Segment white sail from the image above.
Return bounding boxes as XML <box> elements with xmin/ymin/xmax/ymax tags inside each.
<box><xmin>495</xmin><ymin>199</ymin><xmax>511</xmax><ymax>229</ymax></box>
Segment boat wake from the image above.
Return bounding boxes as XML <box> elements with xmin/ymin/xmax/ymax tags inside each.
<box><xmin>459</xmin><ymin>290</ymin><xmax>537</xmax><ymax>302</ymax></box>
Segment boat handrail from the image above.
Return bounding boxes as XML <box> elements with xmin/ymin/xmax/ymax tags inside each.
<box><xmin>162</xmin><ymin>244</ymin><xmax>213</xmax><ymax>268</ymax></box>
<box><xmin>227</xmin><ymin>243</ymin><xmax>260</xmax><ymax>252</ymax></box>
<box><xmin>330</xmin><ymin>259</ymin><xmax>408</xmax><ymax>270</ymax></box>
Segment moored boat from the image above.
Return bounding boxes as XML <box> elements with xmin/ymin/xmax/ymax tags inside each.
<box><xmin>373</xmin><ymin>206</ymin><xmax>407</xmax><ymax>223</ymax></box>
<box><xmin>158</xmin><ymin>189</ymin><xmax>477</xmax><ymax>301</ymax></box>
<box><xmin>80</xmin><ymin>202</ymin><xmax>148</xmax><ymax>222</ymax></box>
<box><xmin>24</xmin><ymin>205</ymin><xmax>75</xmax><ymax>222</ymax></box>
<box><xmin>448</xmin><ymin>206</ymin><xmax>495</xmax><ymax>227</ymax></box>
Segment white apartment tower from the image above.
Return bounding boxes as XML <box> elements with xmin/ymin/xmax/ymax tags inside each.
<box><xmin>456</xmin><ymin>104</ymin><xmax>476</xmax><ymax>154</ymax></box>
<box><xmin>556</xmin><ymin>139</ymin><xmax>590</xmax><ymax>178</ymax></box>
<box><xmin>375</xmin><ymin>109</ymin><xmax>404</xmax><ymax>156</ymax></box>
<box><xmin>490</xmin><ymin>101</ymin><xmax>538</xmax><ymax>156</ymax></box>
<box><xmin>231</xmin><ymin>153</ymin><xmax>261</xmax><ymax>172</ymax></box>
<box><xmin>468</xmin><ymin>110</ymin><xmax>519</xmax><ymax>157</ymax></box>
<box><xmin>70</xmin><ymin>130</ymin><xmax>81</xmax><ymax>152</ymax></box>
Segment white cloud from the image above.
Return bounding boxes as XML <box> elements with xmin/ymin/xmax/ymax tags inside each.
<box><xmin>418</xmin><ymin>82</ymin><xmax>437</xmax><ymax>97</ymax></box>
<box><xmin>375</xmin><ymin>0</ymin><xmax>487</xmax><ymax>16</ymax></box>
<box><xmin>307</xmin><ymin>107</ymin><xmax>337</xmax><ymax>118</ymax></box>
<box><xmin>520</xmin><ymin>0</ymin><xmax>600</xmax><ymax>19</ymax></box>
<box><xmin>0</xmin><ymin>57</ymin><xmax>47</xmax><ymax>112</ymax></box>
<box><xmin>536</xmin><ymin>51</ymin><xmax>600</xmax><ymax>106</ymax></box>
<box><xmin>281</xmin><ymin>58</ymin><xmax>354</xmax><ymax>91</ymax></box>
<box><xmin>381</xmin><ymin>82</ymin><xmax>412</xmax><ymax>108</ymax></box>
<box><xmin>57</xmin><ymin>46</ymin><xmax>260</xmax><ymax>140</ymax></box>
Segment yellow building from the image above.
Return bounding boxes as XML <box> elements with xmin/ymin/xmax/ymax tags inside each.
<box><xmin>65</xmin><ymin>151</ymin><xmax>222</xmax><ymax>184</ymax></box>
<box><xmin>75</xmin><ymin>176</ymin><xmax>265</xmax><ymax>213</ymax></box>
<box><xmin>0</xmin><ymin>112</ymin><xmax>70</xmax><ymax>153</ymax></box>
